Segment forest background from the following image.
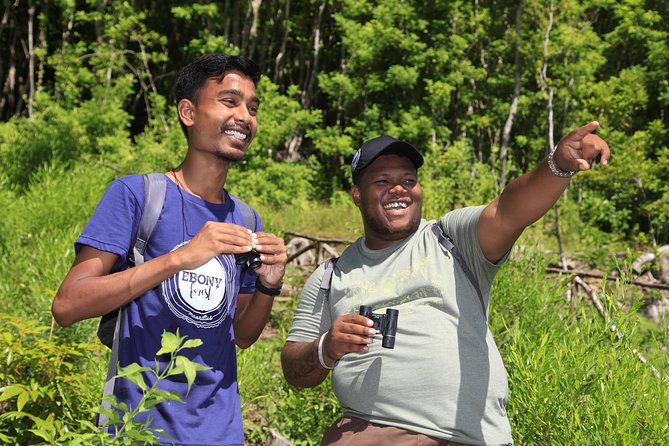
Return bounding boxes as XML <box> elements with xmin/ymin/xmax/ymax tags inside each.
<box><xmin>0</xmin><ymin>0</ymin><xmax>668</xmax><ymax>445</ymax></box>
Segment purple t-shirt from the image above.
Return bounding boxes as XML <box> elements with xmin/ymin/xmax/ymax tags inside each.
<box><xmin>76</xmin><ymin>174</ymin><xmax>259</xmax><ymax>445</ymax></box>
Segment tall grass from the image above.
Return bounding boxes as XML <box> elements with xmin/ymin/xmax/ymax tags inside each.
<box><xmin>491</xmin><ymin>253</ymin><xmax>668</xmax><ymax>445</ymax></box>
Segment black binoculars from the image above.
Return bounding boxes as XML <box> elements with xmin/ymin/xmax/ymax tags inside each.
<box><xmin>235</xmin><ymin>249</ymin><xmax>262</xmax><ymax>269</ymax></box>
<box><xmin>359</xmin><ymin>305</ymin><xmax>399</xmax><ymax>349</ymax></box>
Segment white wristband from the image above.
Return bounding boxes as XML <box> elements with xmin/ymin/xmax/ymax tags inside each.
<box><xmin>318</xmin><ymin>332</ymin><xmax>336</xmax><ymax>370</ymax></box>
<box><xmin>548</xmin><ymin>144</ymin><xmax>577</xmax><ymax>177</ymax></box>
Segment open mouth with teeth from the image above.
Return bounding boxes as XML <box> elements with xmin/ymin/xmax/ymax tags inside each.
<box><xmin>383</xmin><ymin>201</ymin><xmax>408</xmax><ymax>210</ymax></box>
<box><xmin>224</xmin><ymin>129</ymin><xmax>248</xmax><ymax>142</ymax></box>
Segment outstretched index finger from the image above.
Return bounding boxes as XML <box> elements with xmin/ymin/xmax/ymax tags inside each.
<box><xmin>568</xmin><ymin>120</ymin><xmax>600</xmax><ymax>141</ymax></box>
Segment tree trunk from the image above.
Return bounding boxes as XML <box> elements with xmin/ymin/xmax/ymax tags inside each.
<box><xmin>273</xmin><ymin>0</ymin><xmax>291</xmax><ymax>84</ymax></box>
<box><xmin>499</xmin><ymin>1</ymin><xmax>523</xmax><ymax>187</ymax></box>
<box><xmin>27</xmin><ymin>0</ymin><xmax>35</xmax><ymax>118</ymax></box>
<box><xmin>245</xmin><ymin>0</ymin><xmax>262</xmax><ymax>61</ymax></box>
<box><xmin>302</xmin><ymin>0</ymin><xmax>327</xmax><ymax>108</ymax></box>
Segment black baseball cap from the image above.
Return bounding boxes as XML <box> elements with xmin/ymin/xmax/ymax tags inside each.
<box><xmin>351</xmin><ymin>135</ymin><xmax>424</xmax><ymax>183</ymax></box>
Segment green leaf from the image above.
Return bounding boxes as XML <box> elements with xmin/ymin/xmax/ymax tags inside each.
<box><xmin>181</xmin><ymin>339</ymin><xmax>203</xmax><ymax>349</ymax></box>
<box><xmin>116</xmin><ymin>363</ymin><xmax>152</xmax><ymax>392</ymax></box>
<box><xmin>0</xmin><ymin>385</ymin><xmax>24</xmax><ymax>401</ymax></box>
<box><xmin>175</xmin><ymin>356</ymin><xmax>210</xmax><ymax>394</ymax></box>
<box><xmin>151</xmin><ymin>389</ymin><xmax>184</xmax><ymax>404</ymax></box>
<box><xmin>16</xmin><ymin>391</ymin><xmax>29</xmax><ymax>411</ymax></box>
<box><xmin>156</xmin><ymin>330</ymin><xmax>179</xmax><ymax>355</ymax></box>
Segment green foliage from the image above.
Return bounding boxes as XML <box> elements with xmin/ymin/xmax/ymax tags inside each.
<box><xmin>421</xmin><ymin>139</ymin><xmax>499</xmax><ymax>220</ymax></box>
<box><xmin>97</xmin><ymin>330</ymin><xmax>210</xmax><ymax>444</ymax></box>
<box><xmin>0</xmin><ymin>90</ymin><xmax>132</xmax><ymax>191</ymax></box>
<box><xmin>4</xmin><ymin>0</ymin><xmax>669</xmax><ymax>242</ymax></box>
<box><xmin>0</xmin><ymin>163</ymin><xmax>113</xmax><ymax>340</ymax></box>
<box><xmin>491</xmin><ymin>253</ymin><xmax>669</xmax><ymax>446</ymax></box>
<box><xmin>252</xmin><ymin>81</ymin><xmax>322</xmax><ymax>157</ymax></box>
<box><xmin>228</xmin><ymin>157</ymin><xmax>317</xmax><ymax>209</ymax></box>
<box><xmin>0</xmin><ymin>313</ymin><xmax>105</xmax><ymax>445</ymax></box>
<box><xmin>0</xmin><ymin>321</ymin><xmax>209</xmax><ymax>445</ymax></box>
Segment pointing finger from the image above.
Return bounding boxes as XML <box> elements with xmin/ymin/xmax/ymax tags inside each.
<box><xmin>568</xmin><ymin>120</ymin><xmax>600</xmax><ymax>141</ymax></box>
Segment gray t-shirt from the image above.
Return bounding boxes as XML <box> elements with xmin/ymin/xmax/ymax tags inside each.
<box><xmin>287</xmin><ymin>206</ymin><xmax>513</xmax><ymax>445</ymax></box>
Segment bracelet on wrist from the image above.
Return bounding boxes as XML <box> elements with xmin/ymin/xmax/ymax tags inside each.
<box><xmin>318</xmin><ymin>332</ymin><xmax>338</xmax><ymax>370</ymax></box>
<box><xmin>548</xmin><ymin>144</ymin><xmax>577</xmax><ymax>178</ymax></box>
<box><xmin>255</xmin><ymin>278</ymin><xmax>282</xmax><ymax>296</ymax></box>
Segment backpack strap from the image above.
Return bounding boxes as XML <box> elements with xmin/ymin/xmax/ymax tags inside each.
<box><xmin>430</xmin><ymin>222</ymin><xmax>486</xmax><ymax>317</ymax></box>
<box><xmin>319</xmin><ymin>257</ymin><xmax>339</xmax><ymax>300</ymax></box>
<box><xmin>229</xmin><ymin>194</ymin><xmax>257</xmax><ymax>231</ymax></box>
<box><xmin>130</xmin><ymin>173</ymin><xmax>167</xmax><ymax>266</ymax></box>
<box><xmin>98</xmin><ymin>173</ymin><xmax>166</xmax><ymax>429</ymax></box>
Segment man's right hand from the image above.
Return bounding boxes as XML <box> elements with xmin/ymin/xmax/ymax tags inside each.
<box><xmin>321</xmin><ymin>314</ymin><xmax>377</xmax><ymax>366</ymax></box>
<box><xmin>281</xmin><ymin>314</ymin><xmax>376</xmax><ymax>388</ymax></box>
<box><xmin>174</xmin><ymin>221</ymin><xmax>254</xmax><ymax>270</ymax></box>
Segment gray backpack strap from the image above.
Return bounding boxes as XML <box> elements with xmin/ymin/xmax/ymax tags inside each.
<box><xmin>98</xmin><ymin>306</ymin><xmax>123</xmax><ymax>428</ymax></box>
<box><xmin>131</xmin><ymin>173</ymin><xmax>167</xmax><ymax>266</ymax></box>
<box><xmin>98</xmin><ymin>173</ymin><xmax>166</xmax><ymax>429</ymax></box>
<box><xmin>319</xmin><ymin>257</ymin><xmax>339</xmax><ymax>300</ymax></box>
<box><xmin>430</xmin><ymin>223</ymin><xmax>486</xmax><ymax>317</ymax></box>
<box><xmin>229</xmin><ymin>194</ymin><xmax>257</xmax><ymax>231</ymax></box>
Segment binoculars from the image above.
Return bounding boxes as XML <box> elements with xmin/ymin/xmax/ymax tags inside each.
<box><xmin>235</xmin><ymin>249</ymin><xmax>262</xmax><ymax>269</ymax></box>
<box><xmin>359</xmin><ymin>305</ymin><xmax>399</xmax><ymax>349</ymax></box>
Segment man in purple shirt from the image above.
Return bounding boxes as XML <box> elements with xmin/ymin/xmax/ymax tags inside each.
<box><xmin>53</xmin><ymin>54</ymin><xmax>287</xmax><ymax>445</ymax></box>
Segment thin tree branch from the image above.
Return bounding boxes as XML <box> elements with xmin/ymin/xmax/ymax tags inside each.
<box><xmin>546</xmin><ymin>267</ymin><xmax>669</xmax><ymax>290</ymax></box>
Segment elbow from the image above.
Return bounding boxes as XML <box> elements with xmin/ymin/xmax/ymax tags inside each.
<box><xmin>279</xmin><ymin>348</ymin><xmax>295</xmax><ymax>385</ymax></box>
<box><xmin>235</xmin><ymin>336</ymin><xmax>259</xmax><ymax>350</ymax></box>
<box><xmin>51</xmin><ymin>302</ymin><xmax>73</xmax><ymax>328</ymax></box>
<box><xmin>51</xmin><ymin>294</ymin><xmax>77</xmax><ymax>328</ymax></box>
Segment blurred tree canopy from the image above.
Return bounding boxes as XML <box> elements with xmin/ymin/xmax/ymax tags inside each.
<box><xmin>1</xmin><ymin>0</ymin><xmax>668</xmax><ymax>243</ymax></box>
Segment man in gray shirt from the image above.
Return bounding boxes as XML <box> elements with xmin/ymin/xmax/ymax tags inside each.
<box><xmin>281</xmin><ymin>122</ymin><xmax>610</xmax><ymax>445</ymax></box>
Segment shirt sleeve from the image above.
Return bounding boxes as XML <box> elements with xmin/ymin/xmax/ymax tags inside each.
<box><xmin>439</xmin><ymin>205</ymin><xmax>509</xmax><ymax>286</ymax></box>
<box><xmin>75</xmin><ymin>176</ymin><xmax>143</xmax><ymax>271</ymax></box>
<box><xmin>285</xmin><ymin>261</ymin><xmax>333</xmax><ymax>343</ymax></box>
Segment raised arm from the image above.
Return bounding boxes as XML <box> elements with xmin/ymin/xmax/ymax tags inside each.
<box><xmin>478</xmin><ymin>121</ymin><xmax>611</xmax><ymax>263</ymax></box>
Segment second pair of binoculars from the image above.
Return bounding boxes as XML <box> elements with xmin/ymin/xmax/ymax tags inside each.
<box><xmin>359</xmin><ymin>305</ymin><xmax>399</xmax><ymax>349</ymax></box>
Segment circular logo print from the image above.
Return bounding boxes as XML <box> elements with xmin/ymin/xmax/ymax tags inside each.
<box><xmin>162</xmin><ymin>243</ymin><xmax>237</xmax><ymax>328</ymax></box>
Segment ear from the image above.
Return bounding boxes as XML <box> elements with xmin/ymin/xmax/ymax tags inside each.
<box><xmin>351</xmin><ymin>185</ymin><xmax>362</xmax><ymax>207</ymax></box>
<box><xmin>177</xmin><ymin>99</ymin><xmax>195</xmax><ymax>127</ymax></box>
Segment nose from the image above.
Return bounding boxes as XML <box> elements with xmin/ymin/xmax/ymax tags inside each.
<box><xmin>389</xmin><ymin>183</ymin><xmax>407</xmax><ymax>195</ymax></box>
<box><xmin>235</xmin><ymin>105</ymin><xmax>253</xmax><ymax>127</ymax></box>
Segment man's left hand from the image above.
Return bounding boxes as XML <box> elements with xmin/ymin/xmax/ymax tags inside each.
<box><xmin>252</xmin><ymin>232</ymin><xmax>287</xmax><ymax>287</ymax></box>
<box><xmin>555</xmin><ymin>121</ymin><xmax>611</xmax><ymax>172</ymax></box>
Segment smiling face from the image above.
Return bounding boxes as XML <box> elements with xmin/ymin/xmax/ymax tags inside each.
<box><xmin>178</xmin><ymin>70</ymin><xmax>259</xmax><ymax>161</ymax></box>
<box><xmin>352</xmin><ymin>154</ymin><xmax>423</xmax><ymax>250</ymax></box>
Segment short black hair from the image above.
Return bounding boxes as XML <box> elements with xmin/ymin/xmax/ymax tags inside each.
<box><xmin>175</xmin><ymin>54</ymin><xmax>261</xmax><ymax>139</ymax></box>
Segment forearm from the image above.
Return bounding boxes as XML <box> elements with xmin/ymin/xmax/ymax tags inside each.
<box><xmin>497</xmin><ymin>157</ymin><xmax>570</xmax><ymax>228</ymax></box>
<box><xmin>480</xmin><ymin>157</ymin><xmax>570</xmax><ymax>262</ymax></box>
<box><xmin>233</xmin><ymin>291</ymin><xmax>274</xmax><ymax>349</ymax></box>
<box><xmin>52</xmin><ymin>250</ymin><xmax>184</xmax><ymax>327</ymax></box>
<box><xmin>489</xmin><ymin>120</ymin><xmax>609</xmax><ymax>239</ymax></box>
<box><xmin>281</xmin><ymin>340</ymin><xmax>331</xmax><ymax>388</ymax></box>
